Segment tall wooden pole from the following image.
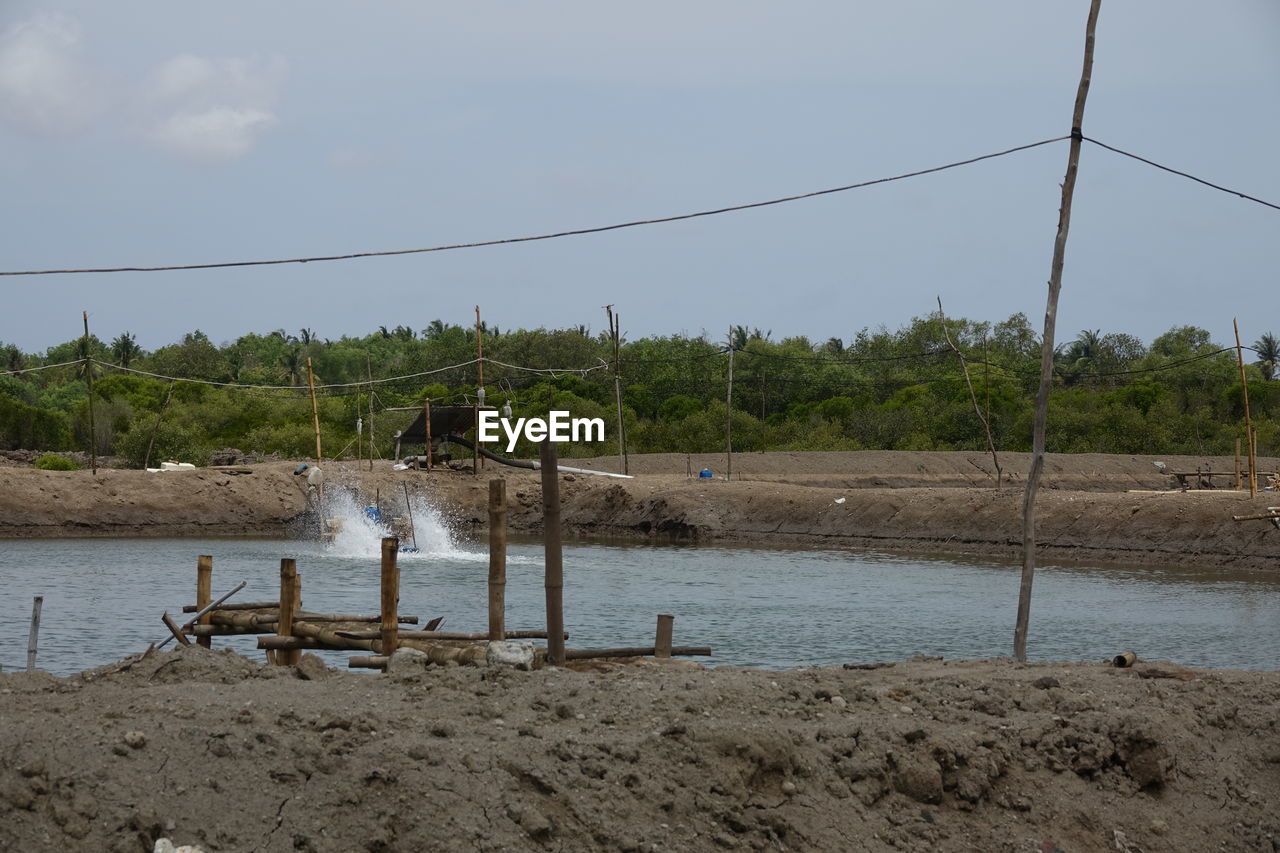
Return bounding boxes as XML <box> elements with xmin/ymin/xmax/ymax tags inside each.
<box><xmin>475</xmin><ymin>306</ymin><xmax>484</xmax><ymax>473</ymax></box>
<box><xmin>540</xmin><ymin>439</ymin><xmax>565</xmax><ymax>666</ymax></box>
<box><xmin>196</xmin><ymin>555</ymin><xmax>213</xmax><ymax>649</ymax></box>
<box><xmin>366</xmin><ymin>356</ymin><xmax>374</xmax><ymax>471</ymax></box>
<box><xmin>607</xmin><ymin>306</ymin><xmax>628</xmax><ymax>475</ymax></box>
<box><xmin>380</xmin><ymin>537</ymin><xmax>400</xmax><ymax>659</ymax></box>
<box><xmin>1015</xmin><ymin>0</ymin><xmax>1102</xmax><ymax>663</ymax></box>
<box><xmin>143</xmin><ymin>382</ymin><xmax>175</xmax><ymax>470</ymax></box>
<box><xmin>488</xmin><ymin>478</ymin><xmax>507</xmax><ymax>642</ymax></box>
<box><xmin>82</xmin><ymin>311</ymin><xmax>97</xmax><ymax>475</ymax></box>
<box><xmin>306</xmin><ymin>357</ymin><xmax>322</xmax><ymax>464</ymax></box>
<box><xmin>725</xmin><ymin>326</ymin><xmax>735</xmax><ymax>482</ymax></box>
<box><xmin>424</xmin><ymin>398</ymin><xmax>433</xmax><ymax>471</ymax></box>
<box><xmin>1234</xmin><ymin>319</ymin><xmax>1257</xmax><ymax>497</ymax></box>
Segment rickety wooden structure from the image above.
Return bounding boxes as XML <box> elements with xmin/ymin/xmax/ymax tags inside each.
<box><xmin>164</xmin><ymin>455</ymin><xmax>712</xmax><ymax>671</ymax></box>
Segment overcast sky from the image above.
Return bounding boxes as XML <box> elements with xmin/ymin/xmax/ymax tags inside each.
<box><xmin>2</xmin><ymin>1</ymin><xmax>1278</xmax><ymax>354</ymax></box>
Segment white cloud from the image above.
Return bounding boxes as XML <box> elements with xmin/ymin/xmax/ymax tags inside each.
<box><xmin>139</xmin><ymin>54</ymin><xmax>286</xmax><ymax>164</ymax></box>
<box><xmin>0</xmin><ymin>13</ymin><xmax>103</xmax><ymax>135</ymax></box>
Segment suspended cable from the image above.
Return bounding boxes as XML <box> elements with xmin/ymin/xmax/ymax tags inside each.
<box><xmin>0</xmin><ymin>137</ymin><xmax>1069</xmax><ymax>277</ymax></box>
<box><xmin>1084</xmin><ymin>136</ymin><xmax>1280</xmax><ymax>212</ymax></box>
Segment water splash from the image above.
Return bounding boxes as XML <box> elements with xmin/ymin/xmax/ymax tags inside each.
<box><xmin>318</xmin><ymin>485</ymin><xmax>479</xmax><ymax>561</ymax></box>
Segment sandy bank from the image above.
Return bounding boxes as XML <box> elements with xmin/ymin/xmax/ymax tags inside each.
<box><xmin>1</xmin><ymin>646</ymin><xmax>1276</xmax><ymax>852</ymax></box>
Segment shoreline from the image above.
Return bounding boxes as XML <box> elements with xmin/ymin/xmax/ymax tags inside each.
<box><xmin>2</xmin><ymin>451</ymin><xmax>1278</xmax><ymax>571</ymax></box>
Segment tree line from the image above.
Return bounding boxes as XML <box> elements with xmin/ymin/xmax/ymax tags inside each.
<box><xmin>1</xmin><ymin>315</ymin><xmax>1276</xmax><ymax>467</ymax></box>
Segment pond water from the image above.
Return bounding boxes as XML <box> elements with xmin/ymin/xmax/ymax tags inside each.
<box><xmin>2</xmin><ymin>497</ymin><xmax>1278</xmax><ymax>676</ymax></box>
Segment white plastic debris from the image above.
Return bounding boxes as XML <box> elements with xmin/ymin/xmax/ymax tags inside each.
<box><xmin>834</xmin><ymin>497</ymin><xmax>847</xmax><ymax>504</ymax></box>
<box><xmin>154</xmin><ymin>840</ymin><xmax>207</xmax><ymax>853</ymax></box>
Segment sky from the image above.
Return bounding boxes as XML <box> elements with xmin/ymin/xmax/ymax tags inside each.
<box><xmin>1</xmin><ymin>1</ymin><xmax>1278</xmax><ymax>355</ymax></box>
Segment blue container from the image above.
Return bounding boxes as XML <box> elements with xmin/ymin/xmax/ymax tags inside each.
<box><xmin>698</xmin><ymin>468</ymin><xmax>713</xmax><ymax>479</ymax></box>
<box><xmin>364</xmin><ymin>506</ymin><xmax>382</xmax><ymax>523</ymax></box>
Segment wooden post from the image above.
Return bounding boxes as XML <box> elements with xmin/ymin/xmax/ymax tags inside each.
<box><xmin>161</xmin><ymin>611</ymin><xmax>191</xmax><ymax>646</ymax></box>
<box><xmin>540</xmin><ymin>440</ymin><xmax>565</xmax><ymax>666</ymax></box>
<box><xmin>725</xmin><ymin>326</ymin><xmax>734</xmax><ymax>482</ymax></box>
<box><xmin>306</xmin><ymin>357</ymin><xmax>323</xmax><ymax>465</ymax></box>
<box><xmin>1235</xmin><ymin>319</ymin><xmax>1257</xmax><ymax>497</ymax></box>
<box><xmin>402</xmin><ymin>482</ymin><xmax>419</xmax><ymax>550</ymax></box>
<box><xmin>607</xmin><ymin>305</ymin><xmax>628</xmax><ymax>475</ymax></box>
<box><xmin>367</xmin><ymin>356</ymin><xmax>375</xmax><ymax>472</ymax></box>
<box><xmin>276</xmin><ymin>559</ymin><xmax>300</xmax><ymax>666</ymax></box>
<box><xmin>655</xmin><ymin>614</ymin><xmax>674</xmax><ymax>659</ymax></box>
<box><xmin>26</xmin><ymin>596</ymin><xmax>43</xmax><ymax>672</ymax></box>
<box><xmin>1015</xmin><ymin>0</ymin><xmax>1102</xmax><ymax>663</ymax></box>
<box><xmin>475</xmin><ymin>305</ymin><xmax>485</xmax><ymax>473</ymax></box>
<box><xmin>424</xmin><ymin>398</ymin><xmax>433</xmax><ymax>471</ymax></box>
<box><xmin>82</xmin><ymin>311</ymin><xmax>97</xmax><ymax>475</ymax></box>
<box><xmin>196</xmin><ymin>555</ymin><xmax>213</xmax><ymax>649</ymax></box>
<box><xmin>380</xmin><ymin>537</ymin><xmax>400</xmax><ymax>659</ymax></box>
<box><xmin>143</xmin><ymin>382</ymin><xmax>175</xmax><ymax>470</ymax></box>
<box><xmin>938</xmin><ymin>297</ymin><xmax>1002</xmax><ymax>488</ymax></box>
<box><xmin>1235</xmin><ymin>436</ymin><xmax>1243</xmax><ymax>490</ymax></box>
<box><xmin>488</xmin><ymin>478</ymin><xmax>507</xmax><ymax>642</ymax></box>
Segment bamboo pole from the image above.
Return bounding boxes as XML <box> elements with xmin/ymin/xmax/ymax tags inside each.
<box><xmin>488</xmin><ymin>478</ymin><xmax>507</xmax><ymax>642</ymax></box>
<box><xmin>475</xmin><ymin>305</ymin><xmax>484</xmax><ymax>474</ymax></box>
<box><xmin>143</xmin><ymin>383</ymin><xmax>175</xmax><ymax>470</ymax></box>
<box><xmin>367</xmin><ymin>356</ymin><xmax>374</xmax><ymax>472</ymax></box>
<box><xmin>725</xmin><ymin>326</ymin><xmax>734</xmax><ymax>481</ymax></box>
<box><xmin>306</xmin><ymin>357</ymin><xmax>322</xmax><ymax>465</ymax></box>
<box><xmin>402</xmin><ymin>482</ymin><xmax>419</xmax><ymax>550</ymax></box>
<box><xmin>937</xmin><ymin>297</ymin><xmax>1002</xmax><ymax>487</ymax></box>
<box><xmin>655</xmin><ymin>614</ymin><xmax>674</xmax><ymax>659</ymax></box>
<box><xmin>1235</xmin><ymin>436</ymin><xmax>1243</xmax><ymax>490</ymax></box>
<box><xmin>349</xmin><ymin>655</ymin><xmax>388</xmax><ymax>670</ymax></box>
<box><xmin>276</xmin><ymin>559</ymin><xmax>300</xmax><ymax>666</ymax></box>
<box><xmin>541</xmin><ymin>439</ymin><xmax>565</xmax><ymax>666</ymax></box>
<box><xmin>563</xmin><ymin>646</ymin><xmax>710</xmax><ymax>661</ymax></box>
<box><xmin>196</xmin><ymin>555</ymin><xmax>213</xmax><ymax>649</ymax></box>
<box><xmin>26</xmin><ymin>596</ymin><xmax>42</xmax><ymax>672</ymax></box>
<box><xmin>183</xmin><ymin>600</ymin><xmax>277</xmax><ymax>613</ymax></box>
<box><xmin>607</xmin><ymin>305</ymin><xmax>628</xmax><ymax>475</ymax></box>
<box><xmin>82</xmin><ymin>312</ymin><xmax>97</xmax><ymax>475</ymax></box>
<box><xmin>424</xmin><ymin>398</ymin><xmax>432</xmax><ymax>471</ymax></box>
<box><xmin>380</xmin><ymin>537</ymin><xmax>400</xmax><ymax>659</ymax></box>
<box><xmin>335</xmin><ymin>628</ymin><xmax>561</xmax><ymax>641</ymax></box>
<box><xmin>1235</xmin><ymin>319</ymin><xmax>1257</xmax><ymax>497</ymax></box>
<box><xmin>1015</xmin><ymin>0</ymin><xmax>1102</xmax><ymax>663</ymax></box>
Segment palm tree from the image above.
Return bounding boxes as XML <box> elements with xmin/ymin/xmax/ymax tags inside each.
<box><xmin>111</xmin><ymin>332</ymin><xmax>140</xmax><ymax>367</ymax></box>
<box><xmin>423</xmin><ymin>319</ymin><xmax>446</xmax><ymax>340</ymax></box>
<box><xmin>299</xmin><ymin>328</ymin><xmax>315</xmax><ymax>346</ymax></box>
<box><xmin>1254</xmin><ymin>333</ymin><xmax>1280</xmax><ymax>381</ymax></box>
<box><xmin>281</xmin><ymin>347</ymin><xmax>303</xmax><ymax>385</ymax></box>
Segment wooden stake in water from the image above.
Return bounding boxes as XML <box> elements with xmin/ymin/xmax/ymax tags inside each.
<box><xmin>380</xmin><ymin>537</ymin><xmax>400</xmax><ymax>660</ymax></box>
<box><xmin>277</xmin><ymin>559</ymin><xmax>300</xmax><ymax>666</ymax></box>
<box><xmin>655</xmin><ymin>614</ymin><xmax>674</xmax><ymax>659</ymax></box>
<box><xmin>540</xmin><ymin>440</ymin><xmax>565</xmax><ymax>666</ymax></box>
<box><xmin>1015</xmin><ymin>0</ymin><xmax>1103</xmax><ymax>664</ymax></box>
<box><xmin>26</xmin><ymin>596</ymin><xmax>43</xmax><ymax>672</ymax></box>
<box><xmin>196</xmin><ymin>555</ymin><xmax>213</xmax><ymax>649</ymax></box>
<box><xmin>488</xmin><ymin>478</ymin><xmax>508</xmax><ymax>642</ymax></box>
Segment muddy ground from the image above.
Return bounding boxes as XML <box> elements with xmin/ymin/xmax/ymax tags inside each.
<box><xmin>1</xmin><ymin>646</ymin><xmax>1276</xmax><ymax>852</ymax></box>
<box><xmin>4</xmin><ymin>450</ymin><xmax>1277</xmax><ymax>571</ymax></box>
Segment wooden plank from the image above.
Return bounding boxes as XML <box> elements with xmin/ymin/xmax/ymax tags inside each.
<box><xmin>196</xmin><ymin>555</ymin><xmax>213</xmax><ymax>649</ymax></box>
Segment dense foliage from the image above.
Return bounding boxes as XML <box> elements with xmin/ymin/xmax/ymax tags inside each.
<box><xmin>0</xmin><ymin>316</ymin><xmax>1271</xmax><ymax>467</ymax></box>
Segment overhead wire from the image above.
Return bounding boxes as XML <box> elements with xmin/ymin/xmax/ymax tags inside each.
<box><xmin>0</xmin><ymin>137</ymin><xmax>1069</xmax><ymax>277</ymax></box>
<box><xmin>1084</xmin><ymin>136</ymin><xmax>1280</xmax><ymax>212</ymax></box>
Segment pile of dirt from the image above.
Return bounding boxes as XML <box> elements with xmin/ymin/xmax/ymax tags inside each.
<box><xmin>1</xmin><ymin>646</ymin><xmax>1276</xmax><ymax>851</ymax></box>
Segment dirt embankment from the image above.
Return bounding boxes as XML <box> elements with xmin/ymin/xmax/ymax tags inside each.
<box><xmin>3</xmin><ymin>451</ymin><xmax>1279</xmax><ymax>570</ymax></box>
<box><xmin>1</xmin><ymin>646</ymin><xmax>1277</xmax><ymax>852</ymax></box>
